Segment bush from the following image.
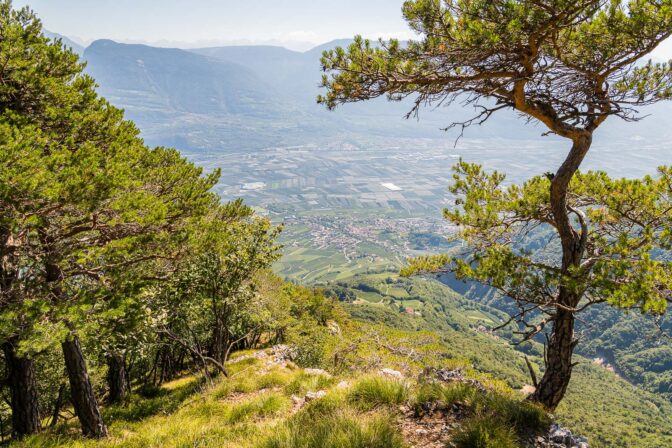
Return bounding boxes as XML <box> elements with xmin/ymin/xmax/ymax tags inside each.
<box><xmin>288</xmin><ymin>325</ymin><xmax>330</xmax><ymax>367</ymax></box>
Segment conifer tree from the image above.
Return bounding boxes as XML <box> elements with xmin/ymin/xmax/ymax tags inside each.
<box><xmin>0</xmin><ymin>1</ymin><xmax>227</xmax><ymax>437</ymax></box>
<box><xmin>320</xmin><ymin>0</ymin><xmax>672</xmax><ymax>409</ymax></box>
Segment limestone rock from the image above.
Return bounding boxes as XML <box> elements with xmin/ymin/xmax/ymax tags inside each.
<box><xmin>380</xmin><ymin>368</ymin><xmax>404</xmax><ymax>379</ymax></box>
<box><xmin>305</xmin><ymin>390</ymin><xmax>327</xmax><ymax>402</ymax></box>
<box><xmin>304</xmin><ymin>368</ymin><xmax>332</xmax><ymax>377</ymax></box>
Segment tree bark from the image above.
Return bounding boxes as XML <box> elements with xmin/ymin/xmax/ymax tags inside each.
<box><xmin>210</xmin><ymin>309</ymin><xmax>228</xmax><ymax>365</ymax></box>
<box><xmin>62</xmin><ymin>336</ymin><xmax>108</xmax><ymax>438</ymax></box>
<box><xmin>106</xmin><ymin>353</ymin><xmax>128</xmax><ymax>404</ymax></box>
<box><xmin>50</xmin><ymin>383</ymin><xmax>67</xmax><ymax>428</ymax></box>
<box><xmin>530</xmin><ymin>134</ymin><xmax>592</xmax><ymax>410</ymax></box>
<box><xmin>530</xmin><ymin>308</ymin><xmax>576</xmax><ymax>409</ymax></box>
<box><xmin>2</xmin><ymin>340</ymin><xmax>42</xmax><ymax>438</ymax></box>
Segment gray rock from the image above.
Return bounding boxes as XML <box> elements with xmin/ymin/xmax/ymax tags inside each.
<box><xmin>536</xmin><ymin>424</ymin><xmax>589</xmax><ymax>448</ymax></box>
<box><xmin>304</xmin><ymin>368</ymin><xmax>332</xmax><ymax>377</ymax></box>
<box><xmin>380</xmin><ymin>368</ymin><xmax>404</xmax><ymax>379</ymax></box>
<box><xmin>305</xmin><ymin>390</ymin><xmax>327</xmax><ymax>402</ymax></box>
<box><xmin>272</xmin><ymin>344</ymin><xmax>298</xmax><ymax>362</ymax></box>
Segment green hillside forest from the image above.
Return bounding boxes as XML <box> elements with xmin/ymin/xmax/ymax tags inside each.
<box><xmin>1</xmin><ymin>1</ymin><xmax>672</xmax><ymax>448</ymax></box>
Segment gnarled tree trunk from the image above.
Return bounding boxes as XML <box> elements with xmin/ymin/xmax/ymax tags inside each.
<box><xmin>2</xmin><ymin>340</ymin><xmax>41</xmax><ymax>438</ymax></box>
<box><xmin>62</xmin><ymin>335</ymin><xmax>108</xmax><ymax>438</ymax></box>
<box><xmin>530</xmin><ymin>134</ymin><xmax>591</xmax><ymax>410</ymax></box>
<box><xmin>106</xmin><ymin>353</ymin><xmax>128</xmax><ymax>404</ymax></box>
<box><xmin>530</xmin><ymin>308</ymin><xmax>576</xmax><ymax>409</ymax></box>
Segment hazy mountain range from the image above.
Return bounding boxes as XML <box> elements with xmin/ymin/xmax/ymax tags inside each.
<box><xmin>44</xmin><ymin>31</ymin><xmax>672</xmax><ymax>155</ymax></box>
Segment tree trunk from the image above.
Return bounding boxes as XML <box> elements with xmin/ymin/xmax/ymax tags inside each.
<box><xmin>210</xmin><ymin>315</ymin><xmax>226</xmax><ymax>365</ymax></box>
<box><xmin>529</xmin><ymin>308</ymin><xmax>576</xmax><ymax>409</ymax></box>
<box><xmin>106</xmin><ymin>353</ymin><xmax>128</xmax><ymax>404</ymax></box>
<box><xmin>50</xmin><ymin>383</ymin><xmax>67</xmax><ymax>428</ymax></box>
<box><xmin>530</xmin><ymin>134</ymin><xmax>592</xmax><ymax>410</ymax></box>
<box><xmin>62</xmin><ymin>336</ymin><xmax>108</xmax><ymax>438</ymax></box>
<box><xmin>2</xmin><ymin>340</ymin><xmax>41</xmax><ymax>438</ymax></box>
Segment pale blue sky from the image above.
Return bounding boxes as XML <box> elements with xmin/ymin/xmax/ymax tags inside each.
<box><xmin>13</xmin><ymin>0</ymin><xmax>415</xmax><ymax>50</ymax></box>
<box><xmin>12</xmin><ymin>0</ymin><xmax>672</xmax><ymax>56</ymax></box>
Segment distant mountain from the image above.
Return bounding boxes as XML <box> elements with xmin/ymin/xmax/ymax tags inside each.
<box><xmin>191</xmin><ymin>44</ymin><xmax>320</xmax><ymax>103</ymax></box>
<box><xmin>84</xmin><ymin>40</ymin><xmax>285</xmax><ymax>118</ymax></box>
<box><xmin>76</xmin><ymin>36</ymin><xmax>672</xmax><ymax>152</ymax></box>
<box><xmin>43</xmin><ymin>29</ymin><xmax>85</xmax><ymax>56</ymax></box>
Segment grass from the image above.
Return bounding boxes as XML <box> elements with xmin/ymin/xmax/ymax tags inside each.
<box><xmin>225</xmin><ymin>393</ymin><xmax>289</xmax><ymax>423</ymax></box>
<box><xmin>260</xmin><ymin>388</ymin><xmax>404</xmax><ymax>448</ymax></box>
<box><xmin>12</xmin><ymin>344</ymin><xmax>552</xmax><ymax>448</ymax></box>
<box><xmin>261</xmin><ymin>410</ymin><xmax>404</xmax><ymax>448</ymax></box>
<box><xmin>347</xmin><ymin>376</ymin><xmax>409</xmax><ymax>410</ymax></box>
<box><xmin>13</xmin><ymin>345</ymin><xmax>554</xmax><ymax>448</ymax></box>
<box><xmin>451</xmin><ymin>418</ymin><xmax>519</xmax><ymax>448</ymax></box>
<box><xmin>104</xmin><ymin>376</ymin><xmax>205</xmax><ymax>423</ymax></box>
<box><xmin>15</xmin><ymin>300</ymin><xmax>664</xmax><ymax>448</ymax></box>
<box><xmin>413</xmin><ymin>382</ymin><xmax>478</xmax><ymax>413</ymax></box>
<box><xmin>284</xmin><ymin>372</ymin><xmax>337</xmax><ymax>396</ymax></box>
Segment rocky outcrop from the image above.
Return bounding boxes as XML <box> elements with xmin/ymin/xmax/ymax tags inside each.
<box><xmin>532</xmin><ymin>424</ymin><xmax>589</xmax><ymax>448</ymax></box>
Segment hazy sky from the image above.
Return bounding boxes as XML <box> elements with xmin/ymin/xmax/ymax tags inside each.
<box><xmin>12</xmin><ymin>0</ymin><xmax>672</xmax><ymax>56</ymax></box>
<box><xmin>13</xmin><ymin>0</ymin><xmax>416</xmax><ymax>50</ymax></box>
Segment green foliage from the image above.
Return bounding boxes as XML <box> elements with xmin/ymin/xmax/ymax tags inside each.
<box><xmin>405</xmin><ymin>161</ymin><xmax>672</xmax><ymax>316</ymax></box>
<box><xmin>320</xmin><ymin>1</ymin><xmax>672</xmax><ymax>130</ymax></box>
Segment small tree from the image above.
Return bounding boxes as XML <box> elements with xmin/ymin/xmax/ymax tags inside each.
<box><xmin>319</xmin><ymin>0</ymin><xmax>672</xmax><ymax>409</ymax></box>
<box><xmin>150</xmin><ymin>203</ymin><xmax>280</xmax><ymax>380</ymax></box>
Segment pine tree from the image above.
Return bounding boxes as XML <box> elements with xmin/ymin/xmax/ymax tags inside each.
<box><xmin>320</xmin><ymin>0</ymin><xmax>672</xmax><ymax>409</ymax></box>
<box><xmin>0</xmin><ymin>1</ymin><xmax>224</xmax><ymax>437</ymax></box>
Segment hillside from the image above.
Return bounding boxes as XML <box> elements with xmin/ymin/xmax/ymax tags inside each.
<box><xmin>329</xmin><ymin>275</ymin><xmax>672</xmax><ymax>448</ymax></box>
<box><xmin>439</xmin><ymin>250</ymin><xmax>672</xmax><ymax>402</ymax></box>
<box><xmin>12</xmin><ymin>294</ymin><xmax>672</xmax><ymax>448</ymax></box>
<box><xmin>11</xmin><ymin>345</ymin><xmax>554</xmax><ymax>448</ymax></box>
<box><xmin>84</xmin><ymin>40</ymin><xmax>286</xmax><ymax>117</ymax></box>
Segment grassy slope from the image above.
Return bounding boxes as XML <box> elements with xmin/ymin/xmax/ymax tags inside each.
<box><xmin>14</xmin><ymin>277</ymin><xmax>672</xmax><ymax>448</ymax></box>
<box><xmin>14</xmin><ymin>345</ymin><xmax>546</xmax><ymax>448</ymax></box>
<box><xmin>336</xmin><ymin>275</ymin><xmax>672</xmax><ymax>448</ymax></box>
